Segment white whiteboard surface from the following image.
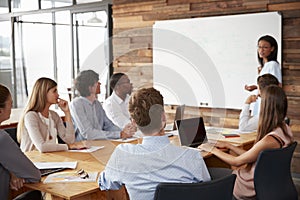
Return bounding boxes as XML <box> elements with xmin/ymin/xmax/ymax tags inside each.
<box><xmin>153</xmin><ymin>12</ymin><xmax>281</xmax><ymax>109</ymax></box>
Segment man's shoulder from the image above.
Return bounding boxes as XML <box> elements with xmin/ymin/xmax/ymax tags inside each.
<box><xmin>115</xmin><ymin>143</ymin><xmax>136</xmax><ymax>152</ymax></box>
<box><xmin>103</xmin><ymin>95</ymin><xmax>113</xmax><ymax>107</ymax></box>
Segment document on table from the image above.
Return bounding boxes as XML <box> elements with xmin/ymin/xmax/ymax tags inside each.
<box><xmin>44</xmin><ymin>172</ymin><xmax>99</xmax><ymax>183</ymax></box>
<box><xmin>206</xmin><ymin>126</ymin><xmax>253</xmax><ymax>134</ymax></box>
<box><xmin>112</xmin><ymin>136</ymin><xmax>139</xmax><ymax>143</ymax></box>
<box><xmin>206</xmin><ymin>127</ymin><xmax>241</xmax><ymax>140</ymax></box>
<box><xmin>165</xmin><ymin>130</ymin><xmax>179</xmax><ymax>136</ymax></box>
<box><xmin>34</xmin><ymin>161</ymin><xmax>78</xmax><ymax>169</ymax></box>
<box><xmin>68</xmin><ymin>146</ymin><xmax>104</xmax><ymax>153</ymax></box>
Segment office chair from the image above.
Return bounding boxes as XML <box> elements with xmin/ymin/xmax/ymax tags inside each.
<box><xmin>154</xmin><ymin>174</ymin><xmax>236</xmax><ymax>200</ymax></box>
<box><xmin>172</xmin><ymin>104</ymin><xmax>185</xmax><ymax>130</ymax></box>
<box><xmin>285</xmin><ymin>117</ymin><xmax>290</xmax><ymax>126</ymax></box>
<box><xmin>254</xmin><ymin>141</ymin><xmax>298</xmax><ymax>200</ymax></box>
<box><xmin>4</xmin><ymin>127</ymin><xmax>19</xmax><ymax>146</ymax></box>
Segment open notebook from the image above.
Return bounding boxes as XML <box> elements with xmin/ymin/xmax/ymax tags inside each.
<box><xmin>34</xmin><ymin>162</ymin><xmax>77</xmax><ymax>176</ymax></box>
<box><xmin>40</xmin><ymin>168</ymin><xmax>66</xmax><ymax>176</ymax></box>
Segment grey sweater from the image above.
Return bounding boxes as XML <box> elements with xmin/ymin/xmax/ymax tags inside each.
<box><xmin>0</xmin><ymin>130</ymin><xmax>41</xmax><ymax>199</ymax></box>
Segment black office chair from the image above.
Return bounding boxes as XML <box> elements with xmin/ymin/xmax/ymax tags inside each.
<box><xmin>285</xmin><ymin>117</ymin><xmax>290</xmax><ymax>126</ymax></box>
<box><xmin>154</xmin><ymin>174</ymin><xmax>236</xmax><ymax>200</ymax></box>
<box><xmin>254</xmin><ymin>141</ymin><xmax>298</xmax><ymax>200</ymax></box>
<box><xmin>4</xmin><ymin>127</ymin><xmax>19</xmax><ymax>146</ymax></box>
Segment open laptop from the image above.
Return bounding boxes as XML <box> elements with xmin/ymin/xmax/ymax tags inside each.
<box><xmin>176</xmin><ymin>117</ymin><xmax>208</xmax><ymax>148</ymax></box>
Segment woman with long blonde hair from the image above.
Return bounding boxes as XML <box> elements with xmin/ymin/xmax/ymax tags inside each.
<box><xmin>18</xmin><ymin>77</ymin><xmax>83</xmax><ymax>152</ymax></box>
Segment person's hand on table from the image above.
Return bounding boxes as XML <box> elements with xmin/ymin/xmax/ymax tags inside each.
<box><xmin>121</xmin><ymin>123</ymin><xmax>136</xmax><ymax>139</ymax></box>
<box><xmin>10</xmin><ymin>173</ymin><xmax>25</xmax><ymax>191</ymax></box>
<box><xmin>68</xmin><ymin>141</ymin><xmax>89</xmax><ymax>150</ymax></box>
<box><xmin>198</xmin><ymin>143</ymin><xmax>215</xmax><ymax>152</ymax></box>
<box><xmin>213</xmin><ymin>141</ymin><xmax>229</xmax><ymax>149</ymax></box>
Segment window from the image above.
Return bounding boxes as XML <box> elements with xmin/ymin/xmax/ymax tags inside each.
<box><xmin>0</xmin><ymin>1</ymin><xmax>112</xmax><ymax>107</ymax></box>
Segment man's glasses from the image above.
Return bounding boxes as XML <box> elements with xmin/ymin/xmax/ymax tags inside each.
<box><xmin>76</xmin><ymin>169</ymin><xmax>89</xmax><ymax>179</ymax></box>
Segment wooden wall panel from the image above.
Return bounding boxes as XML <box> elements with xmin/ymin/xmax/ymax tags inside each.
<box><xmin>112</xmin><ymin>0</ymin><xmax>300</xmax><ymax>173</ymax></box>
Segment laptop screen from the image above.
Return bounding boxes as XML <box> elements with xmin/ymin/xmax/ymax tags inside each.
<box><xmin>176</xmin><ymin>117</ymin><xmax>207</xmax><ymax>148</ymax></box>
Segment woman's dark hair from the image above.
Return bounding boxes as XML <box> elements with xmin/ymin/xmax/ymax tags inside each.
<box><xmin>110</xmin><ymin>73</ymin><xmax>125</xmax><ymax>90</ymax></box>
<box><xmin>257</xmin><ymin>35</ymin><xmax>278</xmax><ymax>67</ymax></box>
<box><xmin>0</xmin><ymin>84</ymin><xmax>10</xmax><ymax>108</ymax></box>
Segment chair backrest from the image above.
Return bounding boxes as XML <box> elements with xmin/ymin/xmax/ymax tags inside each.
<box><xmin>154</xmin><ymin>174</ymin><xmax>236</xmax><ymax>200</ymax></box>
<box><xmin>4</xmin><ymin>127</ymin><xmax>19</xmax><ymax>146</ymax></box>
<box><xmin>254</xmin><ymin>141</ymin><xmax>298</xmax><ymax>200</ymax></box>
<box><xmin>172</xmin><ymin>104</ymin><xmax>185</xmax><ymax>130</ymax></box>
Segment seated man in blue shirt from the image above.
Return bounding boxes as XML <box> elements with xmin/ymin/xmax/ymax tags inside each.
<box><xmin>70</xmin><ymin>70</ymin><xmax>135</xmax><ymax>141</ymax></box>
<box><xmin>99</xmin><ymin>87</ymin><xmax>211</xmax><ymax>199</ymax></box>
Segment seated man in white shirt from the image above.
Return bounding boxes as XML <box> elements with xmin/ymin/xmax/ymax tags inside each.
<box><xmin>239</xmin><ymin>73</ymin><xmax>279</xmax><ymax>132</ymax></box>
<box><xmin>103</xmin><ymin>73</ymin><xmax>132</xmax><ymax>129</ymax></box>
<box><xmin>99</xmin><ymin>87</ymin><xmax>211</xmax><ymax>200</ymax></box>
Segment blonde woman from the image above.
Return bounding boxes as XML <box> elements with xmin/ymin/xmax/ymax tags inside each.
<box><xmin>18</xmin><ymin>77</ymin><xmax>84</xmax><ymax>152</ymax></box>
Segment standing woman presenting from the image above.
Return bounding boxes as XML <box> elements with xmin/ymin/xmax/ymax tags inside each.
<box><xmin>245</xmin><ymin>35</ymin><xmax>282</xmax><ymax>91</ymax></box>
<box><xmin>18</xmin><ymin>77</ymin><xmax>84</xmax><ymax>152</ymax></box>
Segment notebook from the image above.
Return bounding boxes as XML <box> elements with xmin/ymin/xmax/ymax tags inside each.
<box><xmin>34</xmin><ymin>161</ymin><xmax>78</xmax><ymax>176</ymax></box>
<box><xmin>40</xmin><ymin>168</ymin><xmax>66</xmax><ymax>176</ymax></box>
<box><xmin>176</xmin><ymin>117</ymin><xmax>208</xmax><ymax>148</ymax></box>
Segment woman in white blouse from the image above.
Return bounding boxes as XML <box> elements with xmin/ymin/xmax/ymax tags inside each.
<box><xmin>18</xmin><ymin>77</ymin><xmax>85</xmax><ymax>152</ymax></box>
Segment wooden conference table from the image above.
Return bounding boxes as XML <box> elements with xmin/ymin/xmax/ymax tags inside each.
<box><xmin>24</xmin><ymin>132</ymin><xmax>256</xmax><ymax>200</ymax></box>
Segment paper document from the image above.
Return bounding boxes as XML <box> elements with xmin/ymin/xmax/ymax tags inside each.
<box><xmin>68</xmin><ymin>146</ymin><xmax>104</xmax><ymax>153</ymax></box>
<box><xmin>44</xmin><ymin>171</ymin><xmax>99</xmax><ymax>183</ymax></box>
<box><xmin>164</xmin><ymin>123</ymin><xmax>174</xmax><ymax>131</ymax></box>
<box><xmin>207</xmin><ymin>133</ymin><xmax>225</xmax><ymax>141</ymax></box>
<box><xmin>165</xmin><ymin>130</ymin><xmax>179</xmax><ymax>136</ymax></box>
<box><xmin>112</xmin><ymin>137</ymin><xmax>139</xmax><ymax>143</ymax></box>
<box><xmin>206</xmin><ymin>127</ymin><xmax>243</xmax><ymax>134</ymax></box>
<box><xmin>34</xmin><ymin>161</ymin><xmax>77</xmax><ymax>169</ymax></box>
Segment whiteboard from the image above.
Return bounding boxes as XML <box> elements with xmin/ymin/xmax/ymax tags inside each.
<box><xmin>153</xmin><ymin>12</ymin><xmax>282</xmax><ymax>109</ymax></box>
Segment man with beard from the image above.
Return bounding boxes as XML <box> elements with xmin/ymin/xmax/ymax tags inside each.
<box><xmin>103</xmin><ymin>73</ymin><xmax>133</xmax><ymax>129</ymax></box>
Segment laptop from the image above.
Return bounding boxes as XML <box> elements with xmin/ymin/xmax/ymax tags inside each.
<box><xmin>176</xmin><ymin>117</ymin><xmax>208</xmax><ymax>148</ymax></box>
